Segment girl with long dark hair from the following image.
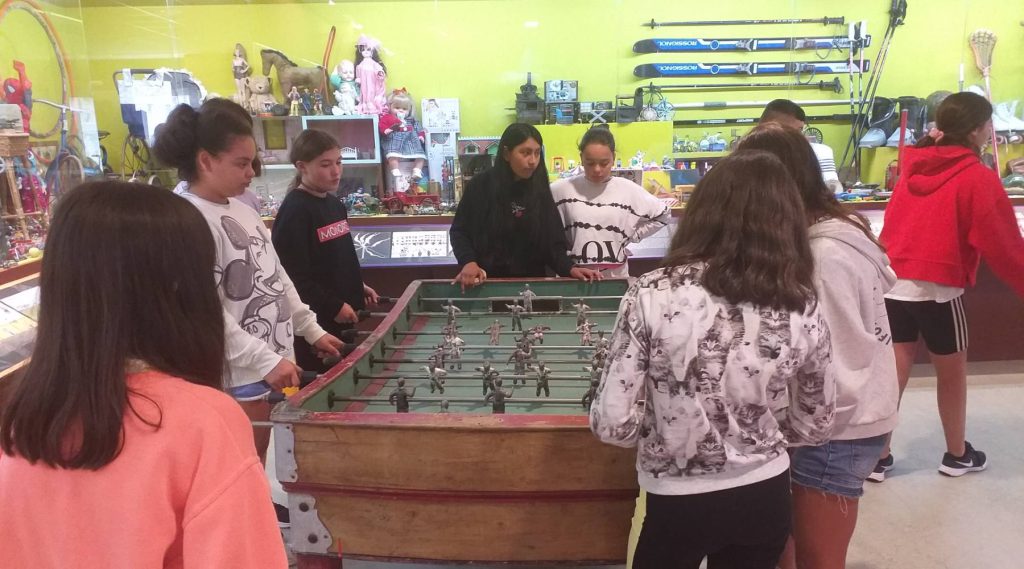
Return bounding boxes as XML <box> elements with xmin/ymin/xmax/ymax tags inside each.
<box><xmin>591</xmin><ymin>150</ymin><xmax>836</xmax><ymax>569</ymax></box>
<box><xmin>0</xmin><ymin>182</ymin><xmax>286</xmax><ymax>567</ymax></box>
<box><xmin>449</xmin><ymin>123</ymin><xmax>601</xmax><ymax>289</ymax></box>
<box><xmin>737</xmin><ymin>124</ymin><xmax>899</xmax><ymax>569</ymax></box>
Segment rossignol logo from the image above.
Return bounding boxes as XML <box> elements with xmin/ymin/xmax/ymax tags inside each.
<box><xmin>317</xmin><ymin>220</ymin><xmax>350</xmax><ymax>242</ymax></box>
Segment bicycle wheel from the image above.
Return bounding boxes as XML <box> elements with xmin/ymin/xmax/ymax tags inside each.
<box><xmin>58</xmin><ymin>153</ymin><xmax>84</xmax><ymax>192</ymax></box>
<box><xmin>121</xmin><ymin>135</ymin><xmax>150</xmax><ymax>180</ymax></box>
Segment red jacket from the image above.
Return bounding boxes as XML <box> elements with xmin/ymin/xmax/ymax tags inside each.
<box><xmin>880</xmin><ymin>145</ymin><xmax>1024</xmax><ymax>297</ymax></box>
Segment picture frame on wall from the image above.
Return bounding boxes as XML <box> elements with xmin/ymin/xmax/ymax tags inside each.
<box><xmin>421</xmin><ymin>98</ymin><xmax>460</xmax><ymax>133</ymax></box>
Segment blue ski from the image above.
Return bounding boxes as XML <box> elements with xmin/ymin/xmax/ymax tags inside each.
<box><xmin>633</xmin><ymin>35</ymin><xmax>871</xmax><ymax>54</ymax></box>
<box><xmin>633</xmin><ymin>60</ymin><xmax>870</xmax><ymax>79</ymax></box>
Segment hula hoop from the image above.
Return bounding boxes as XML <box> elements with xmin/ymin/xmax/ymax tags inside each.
<box><xmin>0</xmin><ymin>0</ymin><xmax>73</xmax><ymax>139</ymax></box>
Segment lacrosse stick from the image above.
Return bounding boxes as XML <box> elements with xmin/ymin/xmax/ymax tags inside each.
<box><xmin>969</xmin><ymin>29</ymin><xmax>999</xmax><ymax>173</ymax></box>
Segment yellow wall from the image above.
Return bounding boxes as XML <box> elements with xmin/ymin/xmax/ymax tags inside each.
<box><xmin>11</xmin><ymin>0</ymin><xmax>1020</xmax><ymax>183</ymax></box>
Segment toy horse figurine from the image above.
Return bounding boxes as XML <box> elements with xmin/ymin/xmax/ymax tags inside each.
<box><xmin>260</xmin><ymin>49</ymin><xmax>324</xmax><ymax>101</ymax></box>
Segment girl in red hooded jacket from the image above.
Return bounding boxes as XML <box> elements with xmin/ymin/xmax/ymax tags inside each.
<box><xmin>874</xmin><ymin>92</ymin><xmax>1024</xmax><ymax>481</ymax></box>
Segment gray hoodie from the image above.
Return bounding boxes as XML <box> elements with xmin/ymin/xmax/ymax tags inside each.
<box><xmin>810</xmin><ymin>218</ymin><xmax>900</xmax><ymax>440</ymax></box>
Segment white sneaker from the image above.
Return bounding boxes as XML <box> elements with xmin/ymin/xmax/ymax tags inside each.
<box><xmin>994</xmin><ymin>102</ymin><xmax>1024</xmax><ymax>131</ymax></box>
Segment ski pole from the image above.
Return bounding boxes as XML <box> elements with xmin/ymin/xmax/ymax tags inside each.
<box><xmin>669</xmin><ymin>99</ymin><xmax>864</xmax><ymax>110</ymax></box>
<box><xmin>673</xmin><ymin>113</ymin><xmax>854</xmax><ymax>127</ymax></box>
<box><xmin>645</xmin><ymin>16</ymin><xmax>844</xmax><ymax>28</ymax></box>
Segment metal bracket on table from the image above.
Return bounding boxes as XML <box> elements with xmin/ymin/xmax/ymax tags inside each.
<box><xmin>273</xmin><ymin>421</ymin><xmax>299</xmax><ymax>483</ymax></box>
<box><xmin>288</xmin><ymin>493</ymin><xmax>334</xmax><ymax>555</ymax></box>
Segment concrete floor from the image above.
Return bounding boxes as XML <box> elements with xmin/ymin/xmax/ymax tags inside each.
<box><xmin>847</xmin><ymin>361</ymin><xmax>1024</xmax><ymax>569</ymax></box>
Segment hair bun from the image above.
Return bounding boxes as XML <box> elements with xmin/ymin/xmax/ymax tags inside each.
<box><xmin>153</xmin><ymin>104</ymin><xmax>201</xmax><ymax>169</ymax></box>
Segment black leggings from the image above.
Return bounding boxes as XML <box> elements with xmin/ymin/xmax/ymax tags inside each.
<box><xmin>633</xmin><ymin>470</ymin><xmax>791</xmax><ymax>569</ymax></box>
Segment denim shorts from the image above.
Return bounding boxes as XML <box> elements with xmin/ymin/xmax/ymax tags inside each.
<box><xmin>790</xmin><ymin>434</ymin><xmax>889</xmax><ymax>498</ymax></box>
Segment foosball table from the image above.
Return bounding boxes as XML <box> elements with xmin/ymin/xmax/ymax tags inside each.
<box><xmin>271</xmin><ymin>278</ymin><xmax>639</xmax><ymax>568</ymax></box>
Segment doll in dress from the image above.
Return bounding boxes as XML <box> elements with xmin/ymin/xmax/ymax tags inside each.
<box><xmin>288</xmin><ymin>86</ymin><xmax>301</xmax><ymax>116</ymax></box>
<box><xmin>355</xmin><ymin>35</ymin><xmax>387</xmax><ymax>115</ymax></box>
<box><xmin>232</xmin><ymin>44</ymin><xmax>252</xmax><ymax>111</ymax></box>
<box><xmin>330</xmin><ymin>60</ymin><xmax>360</xmax><ymax>116</ymax></box>
<box><xmin>378</xmin><ymin>89</ymin><xmax>427</xmax><ymax>188</ymax></box>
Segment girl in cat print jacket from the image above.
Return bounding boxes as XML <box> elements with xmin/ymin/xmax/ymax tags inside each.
<box><xmin>590</xmin><ymin>264</ymin><xmax>836</xmax><ymax>497</ymax></box>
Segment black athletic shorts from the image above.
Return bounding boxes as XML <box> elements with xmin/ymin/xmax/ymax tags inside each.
<box><xmin>884</xmin><ymin>296</ymin><xmax>968</xmax><ymax>355</ymax></box>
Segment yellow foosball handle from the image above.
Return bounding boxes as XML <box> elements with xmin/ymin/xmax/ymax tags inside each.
<box><xmin>281</xmin><ymin>386</ymin><xmax>300</xmax><ymax>397</ymax></box>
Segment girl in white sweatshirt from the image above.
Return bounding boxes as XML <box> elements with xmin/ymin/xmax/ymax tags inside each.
<box><xmin>738</xmin><ymin>124</ymin><xmax>899</xmax><ymax>569</ymax></box>
<box><xmin>591</xmin><ymin>150</ymin><xmax>835</xmax><ymax>569</ymax></box>
<box><xmin>551</xmin><ymin>127</ymin><xmax>670</xmax><ymax>278</ymax></box>
<box><xmin>154</xmin><ymin>99</ymin><xmax>344</xmax><ymax>465</ymax></box>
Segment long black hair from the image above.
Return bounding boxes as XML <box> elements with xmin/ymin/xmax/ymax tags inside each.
<box><xmin>0</xmin><ymin>182</ymin><xmax>226</xmax><ymax>469</ymax></box>
<box><xmin>486</xmin><ymin>123</ymin><xmax>557</xmax><ymax>249</ymax></box>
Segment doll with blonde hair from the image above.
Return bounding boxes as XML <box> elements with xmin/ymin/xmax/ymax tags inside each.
<box><xmin>379</xmin><ymin>88</ymin><xmax>427</xmax><ymax>188</ymax></box>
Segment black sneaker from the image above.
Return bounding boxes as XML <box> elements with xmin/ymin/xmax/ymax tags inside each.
<box><xmin>274</xmin><ymin>502</ymin><xmax>291</xmax><ymax>529</ymax></box>
<box><xmin>938</xmin><ymin>441</ymin><xmax>987</xmax><ymax>477</ymax></box>
<box><xmin>866</xmin><ymin>454</ymin><xmax>894</xmax><ymax>483</ymax></box>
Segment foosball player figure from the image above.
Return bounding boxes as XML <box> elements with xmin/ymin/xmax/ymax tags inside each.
<box><xmin>528</xmin><ymin>324</ymin><xmax>551</xmax><ymax>345</ymax></box>
<box><xmin>519</xmin><ymin>283</ymin><xmax>537</xmax><ymax>313</ymax></box>
<box><xmin>388</xmin><ymin>378</ymin><xmax>416</xmax><ymax>413</ymax></box>
<box><xmin>448</xmin><ymin>334</ymin><xmax>466</xmax><ymax>370</ymax></box>
<box><xmin>581</xmin><ymin>378</ymin><xmax>599</xmax><ymax>410</ymax></box>
<box><xmin>531</xmin><ymin>361</ymin><xmax>552</xmax><ymax>397</ymax></box>
<box><xmin>505</xmin><ymin>301</ymin><xmax>529</xmax><ymax>332</ymax></box>
<box><xmin>431</xmin><ymin>343</ymin><xmax>447</xmax><ymax>369</ymax></box>
<box><xmin>438</xmin><ymin>400</ymin><xmax>450</xmax><ymax>414</ymax></box>
<box><xmin>485</xmin><ymin>377</ymin><xmax>513</xmax><ymax>414</ymax></box>
<box><xmin>571</xmin><ymin>298</ymin><xmax>591</xmax><ymax>327</ymax></box>
<box><xmin>583</xmin><ymin>363</ymin><xmax>604</xmax><ymax>382</ymax></box>
<box><xmin>576</xmin><ymin>321</ymin><xmax>597</xmax><ymax>346</ymax></box>
<box><xmin>485</xmin><ymin>319</ymin><xmax>504</xmax><ymax>346</ymax></box>
<box><xmin>594</xmin><ymin>330</ymin><xmax>610</xmax><ymax>352</ymax></box>
<box><xmin>443</xmin><ymin>299</ymin><xmax>462</xmax><ymax>327</ymax></box>
<box><xmin>507</xmin><ymin>347</ymin><xmax>529</xmax><ymax>386</ymax></box>
<box><xmin>422</xmin><ymin>364</ymin><xmax>448</xmax><ymax>394</ymax></box>
<box><xmin>591</xmin><ymin>347</ymin><xmax>608</xmax><ymax>371</ymax></box>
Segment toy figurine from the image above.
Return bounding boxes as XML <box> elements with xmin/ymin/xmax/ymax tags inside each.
<box><xmin>232</xmin><ymin>44</ymin><xmax>252</xmax><ymax>111</ymax></box>
<box><xmin>528</xmin><ymin>324</ymin><xmax>551</xmax><ymax>345</ymax></box>
<box><xmin>355</xmin><ymin>35</ymin><xmax>387</xmax><ymax>114</ymax></box>
<box><xmin>422</xmin><ymin>364</ymin><xmax>447</xmax><ymax>394</ymax></box>
<box><xmin>505</xmin><ymin>301</ymin><xmax>529</xmax><ymax>331</ymax></box>
<box><xmin>443</xmin><ymin>299</ymin><xmax>462</xmax><ymax>327</ymax></box>
<box><xmin>662</xmin><ymin>155</ymin><xmax>672</xmax><ymax>169</ymax></box>
<box><xmin>448</xmin><ymin>334</ymin><xmax>465</xmax><ymax>370</ymax></box>
<box><xmin>379</xmin><ymin>89</ymin><xmax>427</xmax><ymax>188</ymax></box>
<box><xmin>576</xmin><ymin>321</ymin><xmax>597</xmax><ymax>346</ymax></box>
<box><xmin>438</xmin><ymin>400</ymin><xmax>450</xmax><ymax>413</ymax></box>
<box><xmin>245</xmin><ymin>75</ymin><xmax>278</xmax><ymax>116</ymax></box>
<box><xmin>584</xmin><ymin>363</ymin><xmax>604</xmax><ymax>382</ymax></box>
<box><xmin>531</xmin><ymin>362</ymin><xmax>552</xmax><ymax>397</ymax></box>
<box><xmin>519</xmin><ymin>284</ymin><xmax>537</xmax><ymax>313</ymax></box>
<box><xmin>301</xmin><ymin>88</ymin><xmax>313</xmax><ymax>115</ymax></box>
<box><xmin>594</xmin><ymin>330</ymin><xmax>610</xmax><ymax>352</ymax></box>
<box><xmin>592</xmin><ymin>348</ymin><xmax>608</xmax><ymax>371</ymax></box>
<box><xmin>388</xmin><ymin>378</ymin><xmax>416</xmax><ymax>413</ymax></box>
<box><xmin>581</xmin><ymin>378</ymin><xmax>600</xmax><ymax>410</ymax></box>
<box><xmin>312</xmin><ymin>89</ymin><xmax>324</xmax><ymax>115</ymax></box>
<box><xmin>3</xmin><ymin>61</ymin><xmax>32</xmax><ymax>133</ymax></box>
<box><xmin>485</xmin><ymin>378</ymin><xmax>513</xmax><ymax>414</ymax></box>
<box><xmin>287</xmin><ymin>86</ymin><xmax>301</xmax><ymax>116</ymax></box>
<box><xmin>485</xmin><ymin>319</ymin><xmax>504</xmax><ymax>346</ymax></box>
<box><xmin>571</xmin><ymin>299</ymin><xmax>591</xmax><ymax>327</ymax></box>
<box><xmin>475</xmin><ymin>361</ymin><xmax>498</xmax><ymax>395</ymax></box>
<box><xmin>430</xmin><ymin>343</ymin><xmax>447</xmax><ymax>370</ymax></box>
<box><xmin>629</xmin><ymin>150</ymin><xmax>645</xmax><ymax>169</ymax></box>
<box><xmin>507</xmin><ymin>347</ymin><xmax>529</xmax><ymax>385</ymax></box>
<box><xmin>330</xmin><ymin>60</ymin><xmax>360</xmax><ymax>116</ymax></box>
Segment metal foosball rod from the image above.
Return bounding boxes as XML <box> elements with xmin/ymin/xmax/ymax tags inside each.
<box><xmin>418</xmin><ymin>295</ymin><xmax>623</xmax><ymax>302</ymax></box>
<box><xmin>326</xmin><ymin>393</ymin><xmax>584</xmax><ymax>406</ymax></box>
<box><xmin>394</xmin><ymin>330</ymin><xmax>599</xmax><ymax>336</ymax></box>
<box><xmin>370</xmin><ymin>357</ymin><xmax>592</xmax><ymax>366</ymax></box>
<box><xmin>357</xmin><ymin>374</ymin><xmax>595</xmax><ymax>382</ymax></box>
<box><xmin>383</xmin><ymin>344</ymin><xmax>594</xmax><ymax>351</ymax></box>
<box><xmin>409</xmin><ymin>310</ymin><xmax>617</xmax><ymax>317</ymax></box>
